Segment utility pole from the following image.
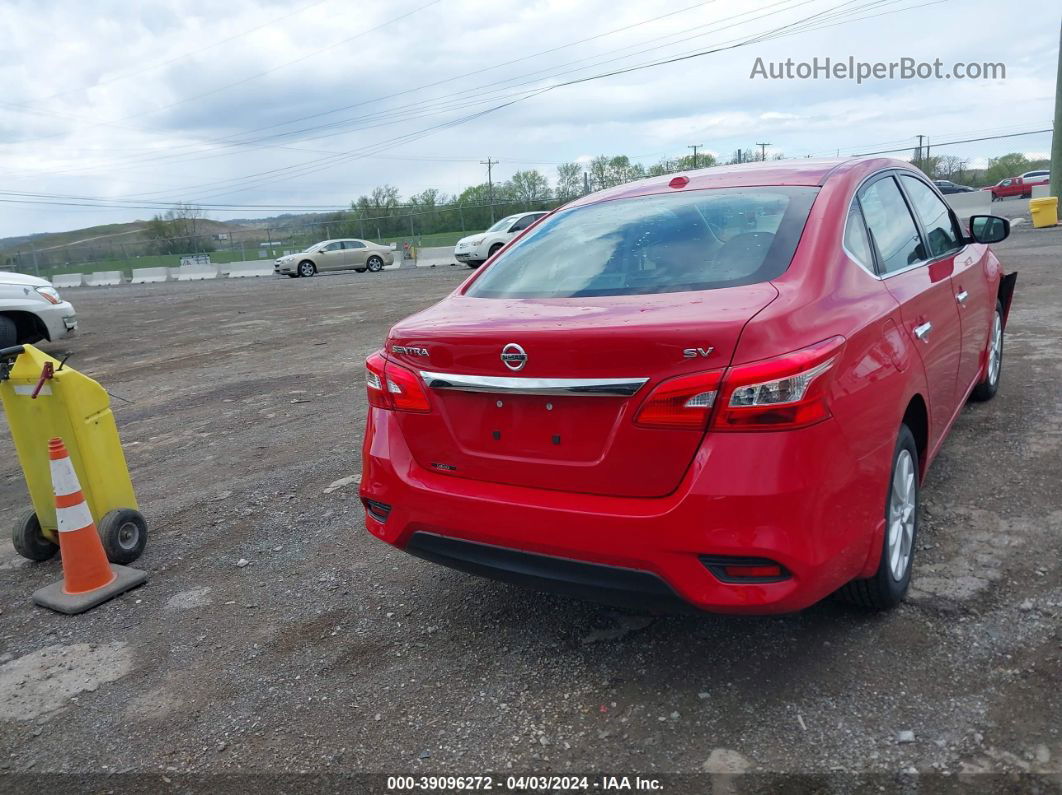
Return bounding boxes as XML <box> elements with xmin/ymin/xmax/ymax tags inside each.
<box><xmin>583</xmin><ymin>171</ymin><xmax>590</xmax><ymax>195</ymax></box>
<box><xmin>1051</xmin><ymin>20</ymin><xmax>1062</xmax><ymax>202</ymax></box>
<box><xmin>756</xmin><ymin>142</ymin><xmax>771</xmax><ymax>162</ymax></box>
<box><xmin>916</xmin><ymin>134</ymin><xmax>925</xmax><ymax>163</ymax></box>
<box><xmin>688</xmin><ymin>144</ymin><xmax>702</xmax><ymax>169</ymax></box>
<box><xmin>481</xmin><ymin>158</ymin><xmax>498</xmax><ymax>223</ymax></box>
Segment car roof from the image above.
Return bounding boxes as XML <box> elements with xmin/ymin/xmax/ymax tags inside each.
<box><xmin>564</xmin><ymin>157</ymin><xmax>912</xmax><ymax>208</ymax></box>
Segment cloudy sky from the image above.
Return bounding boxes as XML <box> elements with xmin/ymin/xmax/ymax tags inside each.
<box><xmin>0</xmin><ymin>0</ymin><xmax>1057</xmax><ymax>237</ymax></box>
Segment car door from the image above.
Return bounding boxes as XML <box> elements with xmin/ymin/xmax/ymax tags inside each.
<box><xmin>899</xmin><ymin>174</ymin><xmax>991</xmax><ymax>400</ymax></box>
<box><xmin>316</xmin><ymin>242</ymin><xmax>344</xmax><ymax>271</ymax></box>
<box><xmin>858</xmin><ymin>173</ymin><xmax>962</xmax><ymax>452</ymax></box>
<box><xmin>343</xmin><ymin>240</ymin><xmax>367</xmax><ymax>267</ymax></box>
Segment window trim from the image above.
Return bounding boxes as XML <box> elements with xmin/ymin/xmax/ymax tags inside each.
<box><xmin>843</xmin><ymin>168</ymin><xmax>969</xmax><ymax>282</ymax></box>
<box><xmin>895</xmin><ymin>173</ymin><xmax>965</xmax><ymax>263</ymax></box>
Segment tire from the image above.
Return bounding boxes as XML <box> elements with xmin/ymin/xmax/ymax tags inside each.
<box><xmin>354</xmin><ymin>268</ymin><xmax>367</xmax><ymax>273</ymax></box>
<box><xmin>466</xmin><ymin>261</ymin><xmax>483</xmax><ymax>269</ymax></box>
<box><xmin>970</xmin><ymin>301</ymin><xmax>1003</xmax><ymax>402</ymax></box>
<box><xmin>487</xmin><ymin>243</ymin><xmax>504</xmax><ymax>259</ymax></box>
<box><xmin>12</xmin><ymin>509</ymin><xmax>58</xmax><ymax>561</ymax></box>
<box><xmin>297</xmin><ymin>260</ymin><xmax>316</xmax><ymax>278</ymax></box>
<box><xmin>837</xmin><ymin>424</ymin><xmax>919</xmax><ymax>610</ymax></box>
<box><xmin>97</xmin><ymin>508</ymin><xmax>148</xmax><ymax>564</ymax></box>
<box><xmin>366</xmin><ymin>256</ymin><xmax>384</xmax><ymax>273</ymax></box>
<box><xmin>286</xmin><ymin>274</ymin><xmax>299</xmax><ymax>279</ymax></box>
<box><xmin>0</xmin><ymin>315</ymin><xmax>17</xmax><ymax>349</ymax></box>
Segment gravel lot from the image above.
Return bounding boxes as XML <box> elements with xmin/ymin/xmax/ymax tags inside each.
<box><xmin>1</xmin><ymin>227</ymin><xmax>1060</xmax><ymax>787</ymax></box>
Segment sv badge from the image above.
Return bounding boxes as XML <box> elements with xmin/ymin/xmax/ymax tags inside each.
<box><xmin>682</xmin><ymin>346</ymin><xmax>715</xmax><ymax>359</ymax></box>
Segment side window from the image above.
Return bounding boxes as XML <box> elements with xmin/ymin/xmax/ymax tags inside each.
<box><xmin>509</xmin><ymin>214</ymin><xmax>538</xmax><ymax>232</ymax></box>
<box><xmin>858</xmin><ymin>176</ymin><xmax>925</xmax><ymax>274</ymax></box>
<box><xmin>899</xmin><ymin>175</ymin><xmax>962</xmax><ymax>258</ymax></box>
<box><xmin>343</xmin><ymin>240</ymin><xmax>365</xmax><ymax>249</ymax></box>
<box><xmin>843</xmin><ymin>200</ymin><xmax>874</xmax><ymax>272</ymax></box>
<box><xmin>322</xmin><ymin>242</ymin><xmax>342</xmax><ymax>252</ymax></box>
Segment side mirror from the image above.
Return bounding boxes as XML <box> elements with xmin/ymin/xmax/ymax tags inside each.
<box><xmin>968</xmin><ymin>215</ymin><xmax>1010</xmax><ymax>245</ymax></box>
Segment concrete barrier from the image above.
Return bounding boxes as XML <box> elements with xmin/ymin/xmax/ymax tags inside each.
<box><xmin>221</xmin><ymin>260</ymin><xmax>274</xmax><ymax>278</ymax></box>
<box><xmin>85</xmin><ymin>271</ymin><xmax>122</xmax><ymax>287</ymax></box>
<box><xmin>945</xmin><ymin>190</ymin><xmax>991</xmax><ymax>222</ymax></box>
<box><xmin>52</xmin><ymin>273</ymin><xmax>84</xmax><ymax>288</ymax></box>
<box><xmin>415</xmin><ymin>256</ymin><xmax>460</xmax><ymax>269</ymax></box>
<box><xmin>130</xmin><ymin>267</ymin><xmax>170</xmax><ymax>284</ymax></box>
<box><xmin>172</xmin><ymin>264</ymin><xmax>220</xmax><ymax>281</ymax></box>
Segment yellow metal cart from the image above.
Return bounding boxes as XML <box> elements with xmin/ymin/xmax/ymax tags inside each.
<box><xmin>0</xmin><ymin>344</ymin><xmax>147</xmax><ymax>564</ymax></box>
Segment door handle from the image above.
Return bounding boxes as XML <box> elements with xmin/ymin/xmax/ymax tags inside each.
<box><xmin>956</xmin><ymin>290</ymin><xmax>969</xmax><ymax>305</ymax></box>
<box><xmin>913</xmin><ymin>322</ymin><xmax>933</xmax><ymax>342</ymax></box>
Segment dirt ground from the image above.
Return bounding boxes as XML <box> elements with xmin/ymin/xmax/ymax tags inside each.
<box><xmin>1</xmin><ymin>228</ymin><xmax>1060</xmax><ymax>789</ymax></box>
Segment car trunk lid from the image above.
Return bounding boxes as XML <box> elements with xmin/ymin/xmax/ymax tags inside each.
<box><xmin>384</xmin><ymin>286</ymin><xmax>777</xmax><ymax>498</ymax></box>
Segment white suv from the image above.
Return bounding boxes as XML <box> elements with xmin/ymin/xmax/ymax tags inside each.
<box><xmin>453</xmin><ymin>211</ymin><xmax>548</xmax><ymax>268</ymax></box>
<box><xmin>0</xmin><ymin>272</ymin><xmax>78</xmax><ymax>349</ymax></box>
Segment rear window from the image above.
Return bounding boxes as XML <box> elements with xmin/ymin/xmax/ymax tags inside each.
<box><xmin>465</xmin><ymin>186</ymin><xmax>818</xmax><ymax>298</ymax></box>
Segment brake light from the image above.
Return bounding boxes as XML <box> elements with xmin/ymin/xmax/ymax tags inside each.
<box><xmin>634</xmin><ymin>370</ymin><xmax>722</xmax><ymax>429</ymax></box>
<box><xmin>712</xmin><ymin>336</ymin><xmax>844</xmax><ymax>431</ymax></box>
<box><xmin>365</xmin><ymin>352</ymin><xmax>430</xmax><ymax>413</ymax></box>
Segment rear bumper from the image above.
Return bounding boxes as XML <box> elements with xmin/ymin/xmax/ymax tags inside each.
<box><xmin>360</xmin><ymin>408</ymin><xmax>886</xmax><ymax>615</ymax></box>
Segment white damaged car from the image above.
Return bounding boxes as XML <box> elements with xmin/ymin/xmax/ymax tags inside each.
<box><xmin>0</xmin><ymin>272</ymin><xmax>78</xmax><ymax>349</ymax></box>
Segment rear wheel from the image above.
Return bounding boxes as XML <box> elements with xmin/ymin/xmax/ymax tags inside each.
<box><xmin>366</xmin><ymin>256</ymin><xmax>384</xmax><ymax>272</ymax></box>
<box><xmin>0</xmin><ymin>315</ymin><xmax>17</xmax><ymax>348</ymax></box>
<box><xmin>12</xmin><ymin>510</ymin><xmax>58</xmax><ymax>561</ymax></box>
<box><xmin>97</xmin><ymin>508</ymin><xmax>148</xmax><ymax>564</ymax></box>
<box><xmin>837</xmin><ymin>424</ymin><xmax>918</xmax><ymax>610</ymax></box>
<box><xmin>970</xmin><ymin>301</ymin><xmax>1003</xmax><ymax>402</ymax></box>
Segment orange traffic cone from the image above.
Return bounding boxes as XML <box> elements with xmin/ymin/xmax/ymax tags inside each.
<box><xmin>32</xmin><ymin>438</ymin><xmax>147</xmax><ymax>614</ymax></box>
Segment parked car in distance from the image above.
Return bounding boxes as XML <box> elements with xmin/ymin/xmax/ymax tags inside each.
<box><xmin>933</xmin><ymin>179</ymin><xmax>974</xmax><ymax>194</ymax></box>
<box><xmin>273</xmin><ymin>239</ymin><xmax>395</xmax><ymax>278</ymax></box>
<box><xmin>983</xmin><ymin>174</ymin><xmax>1049</xmax><ymax>200</ymax></box>
<box><xmin>0</xmin><ymin>272</ymin><xmax>77</xmax><ymax>349</ymax></box>
<box><xmin>360</xmin><ymin>157</ymin><xmax>1016</xmax><ymax>616</ymax></box>
<box><xmin>453</xmin><ymin>211</ymin><xmax>549</xmax><ymax>268</ymax></box>
<box><xmin>1019</xmin><ymin>170</ymin><xmax>1050</xmax><ymax>182</ymax></box>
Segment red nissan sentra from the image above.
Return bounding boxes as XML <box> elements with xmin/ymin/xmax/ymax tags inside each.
<box><xmin>360</xmin><ymin>157</ymin><xmax>1016</xmax><ymax>614</ymax></box>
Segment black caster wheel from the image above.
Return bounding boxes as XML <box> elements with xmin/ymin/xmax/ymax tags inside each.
<box><xmin>12</xmin><ymin>509</ymin><xmax>59</xmax><ymax>561</ymax></box>
<box><xmin>97</xmin><ymin>508</ymin><xmax>148</xmax><ymax>564</ymax></box>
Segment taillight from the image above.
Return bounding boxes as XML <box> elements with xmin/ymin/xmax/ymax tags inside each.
<box><xmin>712</xmin><ymin>336</ymin><xmax>844</xmax><ymax>431</ymax></box>
<box><xmin>634</xmin><ymin>370</ymin><xmax>723</xmax><ymax>430</ymax></box>
<box><xmin>365</xmin><ymin>352</ymin><xmax>392</xmax><ymax>409</ymax></box>
<box><xmin>365</xmin><ymin>352</ymin><xmax>430</xmax><ymax>413</ymax></box>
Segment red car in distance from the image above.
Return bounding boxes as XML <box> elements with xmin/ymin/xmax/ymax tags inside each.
<box><xmin>360</xmin><ymin>158</ymin><xmax>1016</xmax><ymax>615</ymax></box>
<box><xmin>984</xmin><ymin>174</ymin><xmax>1049</xmax><ymax>200</ymax></box>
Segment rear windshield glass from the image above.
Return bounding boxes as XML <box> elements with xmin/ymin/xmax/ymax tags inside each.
<box><xmin>466</xmin><ymin>186</ymin><xmax>819</xmax><ymax>298</ymax></box>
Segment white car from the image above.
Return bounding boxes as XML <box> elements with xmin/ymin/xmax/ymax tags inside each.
<box><xmin>453</xmin><ymin>211</ymin><xmax>549</xmax><ymax>268</ymax></box>
<box><xmin>0</xmin><ymin>272</ymin><xmax>77</xmax><ymax>349</ymax></box>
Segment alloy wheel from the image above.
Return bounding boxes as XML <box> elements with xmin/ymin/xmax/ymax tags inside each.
<box><xmin>887</xmin><ymin>448</ymin><xmax>916</xmax><ymax>581</ymax></box>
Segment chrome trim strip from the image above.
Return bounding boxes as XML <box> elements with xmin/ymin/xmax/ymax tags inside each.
<box><xmin>419</xmin><ymin>371</ymin><xmax>648</xmax><ymax>397</ymax></box>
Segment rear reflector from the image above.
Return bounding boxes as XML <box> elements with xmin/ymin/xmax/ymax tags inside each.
<box><xmin>362</xmin><ymin>498</ymin><xmax>392</xmax><ymax>523</ymax></box>
<box><xmin>701</xmin><ymin>556</ymin><xmax>790</xmax><ymax>583</ymax></box>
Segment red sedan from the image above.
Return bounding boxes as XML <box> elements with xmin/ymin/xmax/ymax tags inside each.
<box><xmin>360</xmin><ymin>158</ymin><xmax>1016</xmax><ymax>614</ymax></box>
